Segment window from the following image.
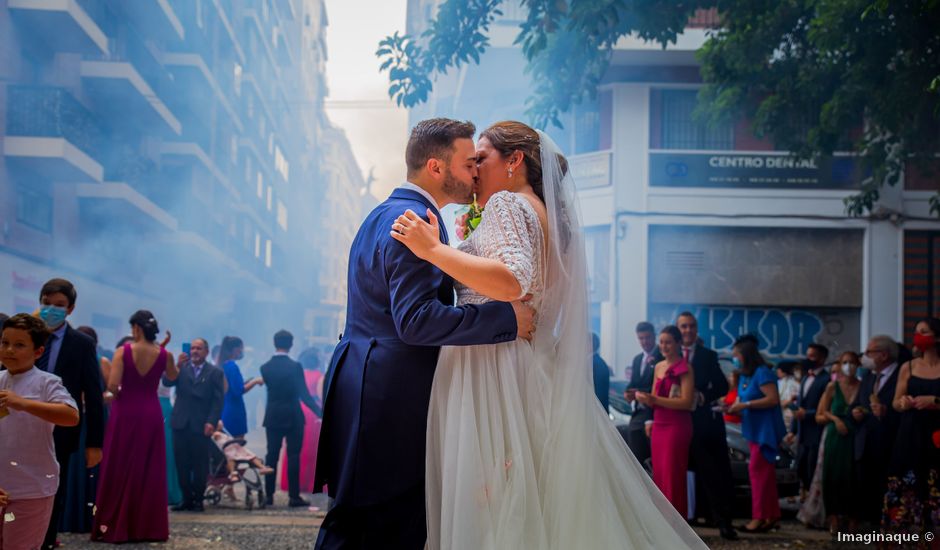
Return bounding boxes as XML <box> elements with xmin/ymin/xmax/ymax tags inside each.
<box><xmin>16</xmin><ymin>185</ymin><xmax>53</xmax><ymax>233</ymax></box>
<box><xmin>233</xmin><ymin>63</ymin><xmax>243</xmax><ymax>92</ymax></box>
<box><xmin>266</xmin><ymin>186</ymin><xmax>273</xmax><ymax>211</ymax></box>
<box><xmin>230</xmin><ymin>135</ymin><xmax>238</xmax><ymax>165</ymax></box>
<box><xmin>275</xmin><ymin>146</ymin><xmax>290</xmax><ymax>181</ymax></box>
<box><xmin>254</xmin><ymin>232</ymin><xmax>261</xmax><ymax>258</ymax></box>
<box><xmin>257</xmin><ymin>172</ymin><xmax>264</xmax><ymax>198</ymax></box>
<box><xmin>573</xmin><ymin>98</ymin><xmax>600</xmax><ymax>154</ymax></box>
<box><xmin>659</xmin><ymin>89</ymin><xmax>733</xmax><ymax>150</ymax></box>
<box><xmin>265</xmin><ymin>239</ymin><xmax>272</xmax><ymax>268</ymax></box>
<box><xmin>277</xmin><ymin>200</ymin><xmax>288</xmax><ymax>230</ymax></box>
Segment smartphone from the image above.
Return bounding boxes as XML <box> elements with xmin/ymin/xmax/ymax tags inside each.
<box><xmin>182</xmin><ymin>342</ymin><xmax>191</xmax><ymax>355</ymax></box>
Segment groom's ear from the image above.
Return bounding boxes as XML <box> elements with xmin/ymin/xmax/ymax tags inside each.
<box><xmin>426</xmin><ymin>157</ymin><xmax>444</xmax><ymax>178</ymax></box>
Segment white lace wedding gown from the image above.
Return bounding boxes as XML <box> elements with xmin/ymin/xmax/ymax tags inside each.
<box><xmin>426</xmin><ymin>191</ymin><xmax>706</xmax><ymax>550</ymax></box>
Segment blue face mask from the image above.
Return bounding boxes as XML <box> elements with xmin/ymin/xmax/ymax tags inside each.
<box><xmin>39</xmin><ymin>305</ymin><xmax>68</xmax><ymax>328</ymax></box>
<box><xmin>732</xmin><ymin>357</ymin><xmax>742</xmax><ymax>370</ymax></box>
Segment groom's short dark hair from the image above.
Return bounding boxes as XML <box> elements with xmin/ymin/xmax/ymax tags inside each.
<box><xmin>406</xmin><ymin>118</ymin><xmax>476</xmax><ymax>177</ymax></box>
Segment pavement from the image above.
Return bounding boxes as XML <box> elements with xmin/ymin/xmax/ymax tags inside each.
<box><xmin>55</xmin><ymin>496</ymin><xmax>874</xmax><ymax>550</ymax></box>
<box><xmin>56</xmin><ymin>490</ymin><xmax>325</xmax><ymax>550</ymax></box>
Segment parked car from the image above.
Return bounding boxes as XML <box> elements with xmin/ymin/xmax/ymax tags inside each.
<box><xmin>608</xmin><ymin>378</ymin><xmax>799</xmax><ymax>514</ymax></box>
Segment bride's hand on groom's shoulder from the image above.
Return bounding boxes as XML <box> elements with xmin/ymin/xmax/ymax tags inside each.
<box><xmin>391</xmin><ymin>209</ymin><xmax>442</xmax><ymax>260</ymax></box>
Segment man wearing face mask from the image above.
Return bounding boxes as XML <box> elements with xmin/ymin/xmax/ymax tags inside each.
<box><xmin>33</xmin><ymin>278</ymin><xmax>105</xmax><ymax>550</ymax></box>
<box><xmin>852</xmin><ymin>335</ymin><xmax>902</xmax><ymax>524</ymax></box>
<box><xmin>787</xmin><ymin>344</ymin><xmax>830</xmax><ymax>499</ymax></box>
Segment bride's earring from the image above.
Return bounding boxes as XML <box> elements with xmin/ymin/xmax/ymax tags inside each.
<box><xmin>507</xmin><ymin>167</ymin><xmax>513</xmax><ymax>179</ymax></box>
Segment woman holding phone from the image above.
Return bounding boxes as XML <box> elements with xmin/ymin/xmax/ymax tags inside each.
<box><xmin>218</xmin><ymin>336</ymin><xmax>263</xmax><ymax>439</ymax></box>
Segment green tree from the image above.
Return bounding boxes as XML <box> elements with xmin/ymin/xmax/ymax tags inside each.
<box><xmin>379</xmin><ymin>0</ymin><xmax>940</xmax><ymax>216</ymax></box>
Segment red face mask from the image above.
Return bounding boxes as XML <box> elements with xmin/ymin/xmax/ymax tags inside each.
<box><xmin>913</xmin><ymin>332</ymin><xmax>936</xmax><ymax>352</ymax></box>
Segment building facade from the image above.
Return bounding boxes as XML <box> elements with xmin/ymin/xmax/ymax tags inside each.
<box><xmin>406</xmin><ymin>2</ymin><xmax>940</xmax><ymax>371</ymax></box>
<box><xmin>0</xmin><ymin>0</ymin><xmax>364</xmax><ymax>351</ymax></box>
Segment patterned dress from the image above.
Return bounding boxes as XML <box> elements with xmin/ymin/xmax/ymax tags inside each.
<box><xmin>882</xmin><ymin>364</ymin><xmax>940</xmax><ymax>537</ymax></box>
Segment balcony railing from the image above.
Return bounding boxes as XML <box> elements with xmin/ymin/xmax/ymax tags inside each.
<box><xmin>5</xmin><ymin>85</ymin><xmax>105</xmax><ymax>159</ymax></box>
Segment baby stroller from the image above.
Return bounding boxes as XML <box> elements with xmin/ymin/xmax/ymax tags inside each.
<box><xmin>204</xmin><ymin>434</ymin><xmax>267</xmax><ymax>510</ymax></box>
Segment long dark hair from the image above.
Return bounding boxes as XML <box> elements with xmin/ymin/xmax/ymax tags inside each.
<box><xmin>218</xmin><ymin>336</ymin><xmax>244</xmax><ymax>365</ymax></box>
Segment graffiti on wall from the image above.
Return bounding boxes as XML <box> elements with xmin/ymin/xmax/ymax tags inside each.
<box><xmin>650</xmin><ymin>304</ymin><xmax>861</xmax><ymax>359</ymax></box>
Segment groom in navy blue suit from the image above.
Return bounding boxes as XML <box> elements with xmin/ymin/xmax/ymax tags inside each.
<box><xmin>314</xmin><ymin>119</ymin><xmax>535</xmax><ymax>549</ymax></box>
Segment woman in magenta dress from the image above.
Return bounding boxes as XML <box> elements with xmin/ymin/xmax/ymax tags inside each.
<box><xmin>92</xmin><ymin>311</ymin><xmax>178</xmax><ymax>543</ymax></box>
<box><xmin>636</xmin><ymin>324</ymin><xmax>695</xmax><ymax>516</ymax></box>
<box><xmin>281</xmin><ymin>349</ymin><xmax>324</xmax><ymax>493</ymax></box>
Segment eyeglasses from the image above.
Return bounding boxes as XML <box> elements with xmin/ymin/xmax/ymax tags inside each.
<box><xmin>864</xmin><ymin>349</ymin><xmax>883</xmax><ymax>356</ymax></box>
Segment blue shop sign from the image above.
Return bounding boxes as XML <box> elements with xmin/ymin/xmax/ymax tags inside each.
<box><xmin>649</xmin><ymin>152</ymin><xmax>863</xmax><ymax>189</ymax></box>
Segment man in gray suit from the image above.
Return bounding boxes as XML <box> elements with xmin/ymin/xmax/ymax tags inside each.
<box><xmin>163</xmin><ymin>338</ymin><xmax>224</xmax><ymax>511</ymax></box>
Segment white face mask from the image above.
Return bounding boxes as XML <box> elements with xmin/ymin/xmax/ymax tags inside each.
<box><xmin>841</xmin><ymin>362</ymin><xmax>854</xmax><ymax>377</ymax></box>
<box><xmin>860</xmin><ymin>355</ymin><xmax>876</xmax><ymax>370</ymax></box>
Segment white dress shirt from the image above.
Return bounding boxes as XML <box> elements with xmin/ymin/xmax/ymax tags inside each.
<box><xmin>398</xmin><ymin>182</ymin><xmax>442</xmax><ymax>212</ymax></box>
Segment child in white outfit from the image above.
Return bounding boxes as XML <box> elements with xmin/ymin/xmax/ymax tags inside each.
<box><xmin>0</xmin><ymin>314</ymin><xmax>79</xmax><ymax>550</ymax></box>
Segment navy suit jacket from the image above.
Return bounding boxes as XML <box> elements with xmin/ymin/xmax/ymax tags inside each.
<box><xmin>626</xmin><ymin>349</ymin><xmax>662</xmax><ymax>426</ymax></box>
<box><xmin>853</xmin><ymin>365</ymin><xmax>901</xmax><ymax>462</ymax></box>
<box><xmin>51</xmin><ymin>325</ymin><xmax>106</xmax><ymax>455</ymax></box>
<box><xmin>690</xmin><ymin>344</ymin><xmax>730</xmax><ymax>438</ymax></box>
<box><xmin>315</xmin><ymin>188</ymin><xmax>518</xmax><ymax>508</ymax></box>
<box><xmin>791</xmin><ymin>368</ymin><xmax>831</xmax><ymax>446</ymax></box>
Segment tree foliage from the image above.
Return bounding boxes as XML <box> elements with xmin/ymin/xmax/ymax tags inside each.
<box><xmin>378</xmin><ymin>0</ymin><xmax>940</xmax><ymax>216</ymax></box>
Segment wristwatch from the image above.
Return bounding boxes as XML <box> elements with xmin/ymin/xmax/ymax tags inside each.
<box><xmin>934</xmin><ymin>396</ymin><xmax>940</xmax><ymax>406</ymax></box>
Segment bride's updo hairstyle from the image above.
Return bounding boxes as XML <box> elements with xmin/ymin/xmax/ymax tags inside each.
<box><xmin>480</xmin><ymin>121</ymin><xmax>572</xmax><ymax>250</ymax></box>
<box><xmin>480</xmin><ymin>121</ymin><xmax>568</xmax><ymax>203</ymax></box>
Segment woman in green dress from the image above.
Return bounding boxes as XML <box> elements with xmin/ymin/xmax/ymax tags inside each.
<box><xmin>815</xmin><ymin>351</ymin><xmax>861</xmax><ymax>534</ymax></box>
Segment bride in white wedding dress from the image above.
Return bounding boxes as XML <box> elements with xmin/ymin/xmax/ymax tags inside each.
<box><xmin>391</xmin><ymin>121</ymin><xmax>707</xmax><ymax>550</ymax></box>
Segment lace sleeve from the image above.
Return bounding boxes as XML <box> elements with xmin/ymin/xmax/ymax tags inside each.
<box><xmin>474</xmin><ymin>191</ymin><xmax>536</xmax><ymax>297</ymax></box>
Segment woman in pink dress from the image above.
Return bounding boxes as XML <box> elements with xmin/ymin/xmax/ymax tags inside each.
<box><xmin>636</xmin><ymin>324</ymin><xmax>695</xmax><ymax>516</ymax></box>
<box><xmin>281</xmin><ymin>349</ymin><xmax>323</xmax><ymax>493</ymax></box>
<box><xmin>92</xmin><ymin>311</ymin><xmax>178</xmax><ymax>543</ymax></box>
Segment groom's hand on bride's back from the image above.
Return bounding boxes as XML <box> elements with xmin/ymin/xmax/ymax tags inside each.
<box><xmin>511</xmin><ymin>295</ymin><xmax>536</xmax><ymax>341</ymax></box>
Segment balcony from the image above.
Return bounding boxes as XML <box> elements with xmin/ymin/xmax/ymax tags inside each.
<box><xmin>8</xmin><ymin>0</ymin><xmax>108</xmax><ymax>55</ymax></box>
<box><xmin>115</xmin><ymin>0</ymin><xmax>185</xmax><ymax>42</ymax></box>
<box><xmin>4</xmin><ymin>86</ymin><xmax>104</xmax><ymax>182</ymax></box>
<box><xmin>76</xmin><ymin>182</ymin><xmax>178</xmax><ymax>231</ymax></box>
<box><xmin>570</xmin><ymin>150</ymin><xmax>613</xmax><ymax>190</ymax></box>
<box><xmin>80</xmin><ymin>34</ymin><xmax>181</xmax><ymax>136</ymax></box>
<box><xmin>163</xmin><ymin>52</ymin><xmax>243</xmax><ymax>132</ymax></box>
<box><xmin>160</xmin><ymin>141</ymin><xmax>239</xmax><ymax>198</ymax></box>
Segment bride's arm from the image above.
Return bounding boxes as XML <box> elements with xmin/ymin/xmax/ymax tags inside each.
<box><xmin>392</xmin><ymin>208</ymin><xmax>524</xmax><ymax>302</ymax></box>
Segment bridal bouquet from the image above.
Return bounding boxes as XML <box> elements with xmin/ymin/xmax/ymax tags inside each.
<box><xmin>456</xmin><ymin>194</ymin><xmax>483</xmax><ymax>241</ymax></box>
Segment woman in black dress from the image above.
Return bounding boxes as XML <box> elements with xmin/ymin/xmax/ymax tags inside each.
<box><xmin>882</xmin><ymin>317</ymin><xmax>940</xmax><ymax>538</ymax></box>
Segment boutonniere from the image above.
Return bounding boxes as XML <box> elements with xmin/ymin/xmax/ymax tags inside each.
<box><xmin>457</xmin><ymin>194</ymin><xmax>483</xmax><ymax>241</ymax></box>
<box><xmin>932</xmin><ymin>429</ymin><xmax>940</xmax><ymax>449</ymax></box>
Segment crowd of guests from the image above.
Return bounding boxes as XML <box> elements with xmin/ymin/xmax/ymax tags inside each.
<box><xmin>0</xmin><ymin>277</ymin><xmax>325</xmax><ymax>548</ymax></box>
<box><xmin>608</xmin><ymin>312</ymin><xmax>940</xmax><ymax>541</ymax></box>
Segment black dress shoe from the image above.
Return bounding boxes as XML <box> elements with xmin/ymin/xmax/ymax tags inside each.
<box><xmin>190</xmin><ymin>503</ymin><xmax>205</xmax><ymax>512</ymax></box>
<box><xmin>264</xmin><ymin>497</ymin><xmax>274</xmax><ymax>506</ymax></box>
<box><xmin>288</xmin><ymin>497</ymin><xmax>310</xmax><ymax>508</ymax></box>
<box><xmin>170</xmin><ymin>503</ymin><xmax>191</xmax><ymax>512</ymax></box>
<box><xmin>719</xmin><ymin>525</ymin><xmax>739</xmax><ymax>540</ymax></box>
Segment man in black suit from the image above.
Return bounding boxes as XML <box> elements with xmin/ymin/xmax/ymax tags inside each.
<box><xmin>788</xmin><ymin>345</ymin><xmax>831</xmax><ymax>496</ymax></box>
<box><xmin>677</xmin><ymin>312</ymin><xmax>737</xmax><ymax>540</ymax></box>
<box><xmin>852</xmin><ymin>335</ymin><xmax>902</xmax><ymax>523</ymax></box>
<box><xmin>260</xmin><ymin>330</ymin><xmax>322</xmax><ymax>507</ymax></box>
<box><xmin>592</xmin><ymin>333</ymin><xmax>612</xmax><ymax>412</ymax></box>
<box><xmin>36</xmin><ymin>279</ymin><xmax>105</xmax><ymax>550</ymax></box>
<box><xmin>623</xmin><ymin>322</ymin><xmax>662</xmax><ymax>467</ymax></box>
<box><xmin>164</xmin><ymin>337</ymin><xmax>224</xmax><ymax>511</ymax></box>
